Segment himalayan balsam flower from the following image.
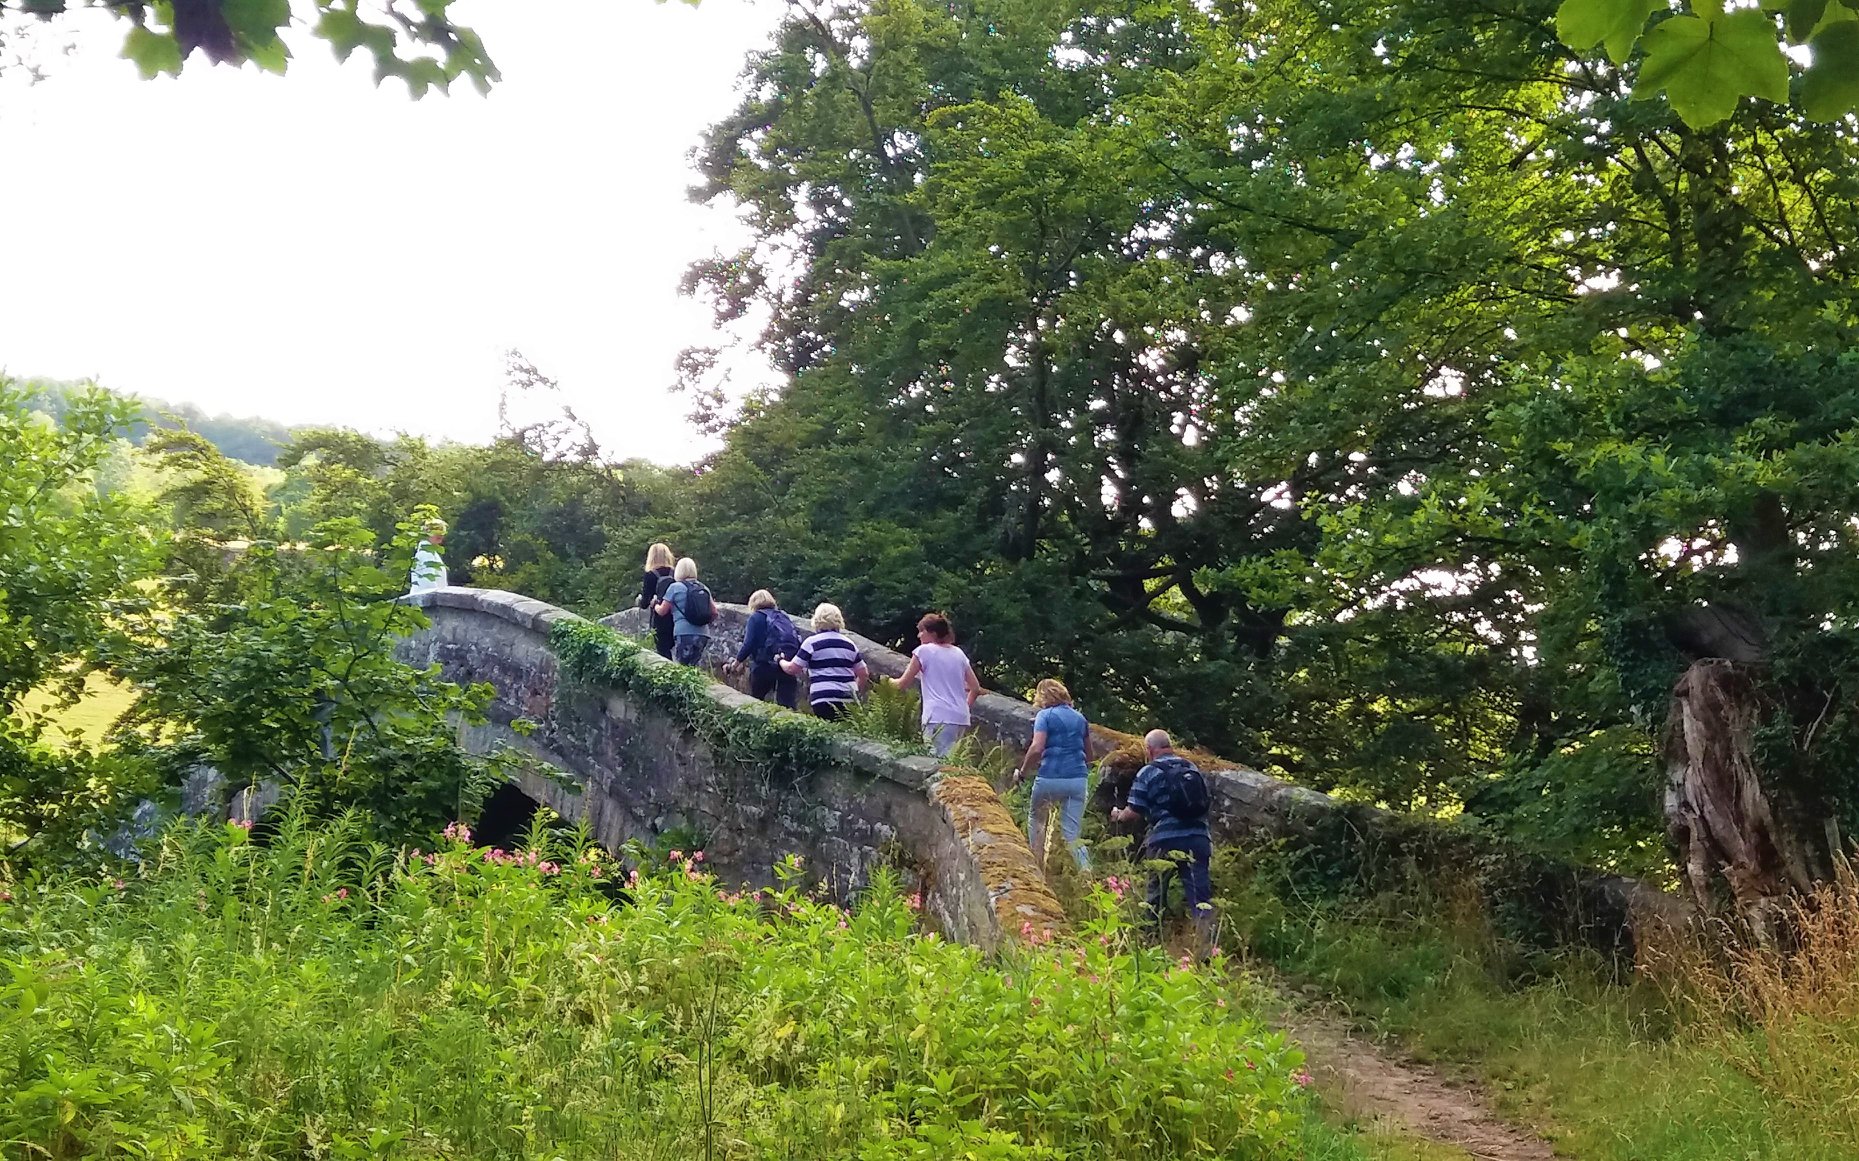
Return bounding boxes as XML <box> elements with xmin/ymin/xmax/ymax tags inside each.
<box><xmin>1293</xmin><ymin>1069</ymin><xmax>1314</xmax><ymax>1087</ymax></box>
<box><xmin>668</xmin><ymin>849</ymin><xmax>683</xmax><ymax>863</ymax></box>
<box><xmin>692</xmin><ymin>850</ymin><xmax>705</xmax><ymax>863</ymax></box>
<box><xmin>907</xmin><ymin>892</ymin><xmax>922</xmax><ymax>912</ymax></box>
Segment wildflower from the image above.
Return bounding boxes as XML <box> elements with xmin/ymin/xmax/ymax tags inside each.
<box><xmin>669</xmin><ymin>849</ymin><xmax>683</xmax><ymax>863</ymax></box>
<box><xmin>1030</xmin><ymin>996</ymin><xmax>1043</xmax><ymax>1008</ymax></box>
<box><xmin>236</xmin><ymin>818</ymin><xmax>254</xmax><ymax>831</ymax></box>
<box><xmin>838</xmin><ymin>915</ymin><xmax>849</xmax><ymax>930</ymax></box>
<box><xmin>627</xmin><ymin>868</ymin><xmax>640</xmax><ymax>886</ymax></box>
<box><xmin>1002</xmin><ymin>976</ymin><xmax>1013</xmax><ymax>988</ymax></box>
<box><xmin>1210</xmin><ymin>945</ymin><xmax>1222</xmax><ymax>958</ymax></box>
<box><xmin>1293</xmin><ymin>1069</ymin><xmax>1313</xmax><ymax>1087</ymax></box>
<box><xmin>1245</xmin><ymin>1060</ymin><xmax>1257</xmax><ymax>1071</ymax></box>
<box><xmin>588</xmin><ymin>865</ymin><xmax>603</xmax><ymax>878</ymax></box>
<box><xmin>1225</xmin><ymin>1068</ymin><xmax>1235</xmax><ymax>1081</ymax></box>
<box><xmin>336</xmin><ymin>887</ymin><xmax>349</xmax><ymax>900</ymax></box>
<box><xmin>1020</xmin><ymin>920</ymin><xmax>1033</xmax><ymax>937</ymax></box>
<box><xmin>692</xmin><ymin>850</ymin><xmax>705</xmax><ymax>863</ymax></box>
<box><xmin>0</xmin><ymin>890</ymin><xmax>11</xmax><ymax>904</ymax></box>
<box><xmin>112</xmin><ymin>878</ymin><xmax>126</xmax><ymax>891</ymax></box>
<box><xmin>907</xmin><ymin>892</ymin><xmax>922</xmax><ymax>912</ymax></box>
<box><xmin>442</xmin><ymin>821</ymin><xmax>472</xmax><ymax>843</ymax></box>
<box><xmin>1178</xmin><ymin>954</ymin><xmax>1194</xmax><ymax>971</ymax></box>
<box><xmin>1215</xmin><ymin>997</ymin><xmax>1227</xmax><ymax>1009</ymax></box>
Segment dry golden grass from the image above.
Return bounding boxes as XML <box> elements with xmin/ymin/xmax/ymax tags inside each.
<box><xmin>1673</xmin><ymin>866</ymin><xmax>1859</xmax><ymax>1146</ymax></box>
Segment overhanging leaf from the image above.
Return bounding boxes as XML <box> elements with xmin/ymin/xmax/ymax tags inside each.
<box><xmin>120</xmin><ymin>25</ymin><xmax>183</xmax><ymax>78</ymax></box>
<box><xmin>1637</xmin><ymin>9</ymin><xmax>1792</xmax><ymax>126</ymax></box>
<box><xmin>1801</xmin><ymin>19</ymin><xmax>1859</xmax><ymax>118</ymax></box>
<box><xmin>1557</xmin><ymin>0</ymin><xmax>1659</xmax><ymax>63</ymax></box>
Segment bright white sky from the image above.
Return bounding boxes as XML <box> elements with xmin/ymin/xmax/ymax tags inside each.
<box><xmin>0</xmin><ymin>0</ymin><xmax>780</xmax><ymax>464</ymax></box>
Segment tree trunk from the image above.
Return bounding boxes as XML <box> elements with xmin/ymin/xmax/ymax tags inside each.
<box><xmin>1664</xmin><ymin>658</ymin><xmax>1816</xmax><ymax>923</ymax></box>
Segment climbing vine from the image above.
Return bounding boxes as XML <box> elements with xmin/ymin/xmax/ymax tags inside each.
<box><xmin>549</xmin><ymin>620</ymin><xmax>856</xmax><ymax>780</ymax></box>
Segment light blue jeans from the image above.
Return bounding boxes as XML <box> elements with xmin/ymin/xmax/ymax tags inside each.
<box><xmin>924</xmin><ymin>722</ymin><xmax>967</xmax><ymax>757</ymax></box>
<box><xmin>1028</xmin><ymin>778</ymin><xmax>1089</xmax><ymax>871</ymax></box>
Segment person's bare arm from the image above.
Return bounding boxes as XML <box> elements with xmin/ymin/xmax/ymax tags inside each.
<box><xmin>1015</xmin><ymin>730</ymin><xmax>1047</xmax><ymax>785</ymax></box>
<box><xmin>895</xmin><ymin>654</ymin><xmax>922</xmax><ymax>691</ymax></box>
<box><xmin>963</xmin><ymin>664</ymin><xmax>982</xmax><ymax>707</ymax></box>
<box><xmin>855</xmin><ymin>660</ymin><xmax>871</xmax><ymax>697</ymax></box>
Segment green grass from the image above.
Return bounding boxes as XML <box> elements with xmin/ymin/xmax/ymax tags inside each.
<box><xmin>1211</xmin><ymin>859</ymin><xmax>1852</xmax><ymax>1161</ymax></box>
<box><xmin>19</xmin><ymin>671</ymin><xmax>136</xmax><ymax>748</ymax></box>
<box><xmin>1</xmin><ymin>811</ymin><xmax>1386</xmax><ymax>1161</ymax></box>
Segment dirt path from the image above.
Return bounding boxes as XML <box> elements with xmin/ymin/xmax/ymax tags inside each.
<box><xmin>1282</xmin><ymin>1005</ymin><xmax>1561</xmax><ymax>1161</ymax></box>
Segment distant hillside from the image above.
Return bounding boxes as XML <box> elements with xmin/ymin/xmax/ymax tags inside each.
<box><xmin>19</xmin><ymin>378</ymin><xmax>302</xmax><ymax>467</ymax></box>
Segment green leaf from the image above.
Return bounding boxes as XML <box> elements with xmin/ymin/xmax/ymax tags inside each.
<box><xmin>120</xmin><ymin>26</ymin><xmax>183</xmax><ymax>79</ymax></box>
<box><xmin>1786</xmin><ymin>0</ymin><xmax>1828</xmax><ymax>42</ymax></box>
<box><xmin>1802</xmin><ymin>19</ymin><xmax>1859</xmax><ymax>117</ymax></box>
<box><xmin>1557</xmin><ymin>0</ymin><xmax>1659</xmax><ymax>62</ymax></box>
<box><xmin>1637</xmin><ymin>9</ymin><xmax>1792</xmax><ymax>126</ymax></box>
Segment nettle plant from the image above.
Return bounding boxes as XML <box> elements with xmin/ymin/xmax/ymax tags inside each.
<box><xmin>0</xmin><ymin>813</ymin><xmax>1314</xmax><ymax>1160</ymax></box>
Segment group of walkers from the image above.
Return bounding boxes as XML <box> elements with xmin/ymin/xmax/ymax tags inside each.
<box><xmin>633</xmin><ymin>542</ymin><xmax>1214</xmax><ymax>942</ymax></box>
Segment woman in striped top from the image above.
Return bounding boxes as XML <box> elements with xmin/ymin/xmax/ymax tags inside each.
<box><xmin>780</xmin><ymin>602</ymin><xmax>870</xmax><ymax>721</ymax></box>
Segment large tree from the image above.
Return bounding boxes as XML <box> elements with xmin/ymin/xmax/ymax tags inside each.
<box><xmin>685</xmin><ymin>0</ymin><xmax>1859</xmax><ymax>900</ymax></box>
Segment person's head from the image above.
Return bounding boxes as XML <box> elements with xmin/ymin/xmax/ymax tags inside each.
<box><xmin>645</xmin><ymin>542</ymin><xmax>674</xmax><ymax>571</ymax></box>
<box><xmin>747</xmin><ymin>589</ymin><xmax>778</xmax><ymax>612</ymax></box>
<box><xmin>1033</xmin><ymin>679</ymin><xmax>1072</xmax><ymax>709</ymax></box>
<box><xmin>674</xmin><ymin>557</ymin><xmax>699</xmax><ymax>581</ymax></box>
<box><xmin>916</xmin><ymin>612</ymin><xmax>953</xmax><ymax>644</ymax></box>
<box><xmin>812</xmin><ymin>602</ymin><xmax>846</xmax><ymax>632</ymax></box>
<box><xmin>1143</xmin><ymin>729</ymin><xmax>1174</xmax><ymax>759</ymax></box>
<box><xmin>422</xmin><ymin>517</ymin><xmax>447</xmax><ymax>544</ymax></box>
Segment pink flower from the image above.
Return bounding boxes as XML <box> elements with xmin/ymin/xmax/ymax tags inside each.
<box><xmin>1030</xmin><ymin>996</ymin><xmax>1042</xmax><ymax>1007</ymax></box>
<box><xmin>442</xmin><ymin>821</ymin><xmax>472</xmax><ymax>843</ymax></box>
<box><xmin>0</xmin><ymin>890</ymin><xmax>11</xmax><ymax>903</ymax></box>
<box><xmin>112</xmin><ymin>879</ymin><xmax>126</xmax><ymax>891</ymax></box>
<box><xmin>1245</xmin><ymin>1060</ymin><xmax>1257</xmax><ymax>1071</ymax></box>
<box><xmin>1020</xmin><ymin>921</ymin><xmax>1034</xmax><ymax>937</ymax></box>
<box><xmin>668</xmin><ymin>850</ymin><xmax>683</xmax><ymax>863</ymax></box>
<box><xmin>1225</xmin><ymin>1068</ymin><xmax>1235</xmax><ymax>1080</ymax></box>
<box><xmin>627</xmin><ymin>868</ymin><xmax>640</xmax><ymax>886</ymax></box>
<box><xmin>336</xmin><ymin>887</ymin><xmax>349</xmax><ymax>900</ymax></box>
<box><xmin>1293</xmin><ymin>1069</ymin><xmax>1313</xmax><ymax>1087</ymax></box>
<box><xmin>907</xmin><ymin>892</ymin><xmax>923</xmax><ymax>912</ymax></box>
<box><xmin>692</xmin><ymin>851</ymin><xmax>705</xmax><ymax>864</ymax></box>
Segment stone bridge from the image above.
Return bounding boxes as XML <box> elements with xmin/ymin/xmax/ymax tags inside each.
<box><xmin>397</xmin><ymin>587</ymin><xmax>1066</xmax><ymax>951</ymax></box>
<box><xmin>403</xmin><ymin>588</ymin><xmax>1679</xmax><ymax>957</ymax></box>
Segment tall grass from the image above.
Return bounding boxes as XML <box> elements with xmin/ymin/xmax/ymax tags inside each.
<box><xmin>0</xmin><ymin>811</ymin><xmax>1333</xmax><ymax>1161</ymax></box>
<box><xmin>1202</xmin><ymin>842</ymin><xmax>1859</xmax><ymax>1160</ymax></box>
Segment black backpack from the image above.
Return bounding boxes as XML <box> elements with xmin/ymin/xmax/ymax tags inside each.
<box><xmin>1148</xmin><ymin>755</ymin><xmax>1211</xmax><ymax>821</ymax></box>
<box><xmin>759</xmin><ymin>608</ymin><xmax>802</xmax><ymax>664</ymax></box>
<box><xmin>678</xmin><ymin>580</ymin><xmax>716</xmax><ymax>626</ymax></box>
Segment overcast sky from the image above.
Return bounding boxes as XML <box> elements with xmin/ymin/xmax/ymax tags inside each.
<box><xmin>0</xmin><ymin>0</ymin><xmax>780</xmax><ymax>463</ymax></box>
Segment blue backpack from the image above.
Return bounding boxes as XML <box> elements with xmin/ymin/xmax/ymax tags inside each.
<box><xmin>759</xmin><ymin>608</ymin><xmax>802</xmax><ymax>664</ymax></box>
<box><xmin>1148</xmin><ymin>755</ymin><xmax>1211</xmax><ymax>821</ymax></box>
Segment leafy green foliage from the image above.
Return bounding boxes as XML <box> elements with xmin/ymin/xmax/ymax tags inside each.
<box><xmin>0</xmin><ymin>381</ymin><xmax>152</xmax><ymax>857</ymax></box>
<box><xmin>1</xmin><ymin>0</ymin><xmax>504</xmax><ymax>95</ymax></box>
<box><xmin>551</xmin><ymin>620</ymin><xmax>850</xmax><ymax>778</ymax></box>
<box><xmin>0</xmin><ymin>813</ymin><xmax>1318</xmax><ymax>1159</ymax></box>
<box><xmin>1556</xmin><ymin>0</ymin><xmax>1859</xmax><ymax>126</ymax></box>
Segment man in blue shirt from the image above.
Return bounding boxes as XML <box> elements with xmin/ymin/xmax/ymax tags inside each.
<box><xmin>1113</xmin><ymin>729</ymin><xmax>1213</xmax><ymax>946</ymax></box>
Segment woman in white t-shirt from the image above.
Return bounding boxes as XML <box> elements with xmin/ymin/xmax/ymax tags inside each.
<box><xmin>408</xmin><ymin>517</ymin><xmax>449</xmax><ymax>594</ymax></box>
<box><xmin>894</xmin><ymin>612</ymin><xmax>982</xmax><ymax>757</ymax></box>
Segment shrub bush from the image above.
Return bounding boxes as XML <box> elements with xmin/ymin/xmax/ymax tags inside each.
<box><xmin>0</xmin><ymin>812</ymin><xmax>1317</xmax><ymax>1160</ymax></box>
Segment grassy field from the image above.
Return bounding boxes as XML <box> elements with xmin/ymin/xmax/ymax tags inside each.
<box><xmin>19</xmin><ymin>671</ymin><xmax>136</xmax><ymax>747</ymax></box>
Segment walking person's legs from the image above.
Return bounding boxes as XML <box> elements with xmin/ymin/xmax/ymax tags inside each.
<box><xmin>1057</xmin><ymin>783</ymin><xmax>1089</xmax><ymax>870</ymax></box>
<box><xmin>674</xmin><ymin>636</ymin><xmax>709</xmax><ymax>667</ymax></box>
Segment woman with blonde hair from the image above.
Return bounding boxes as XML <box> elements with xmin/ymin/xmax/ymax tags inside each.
<box><xmin>780</xmin><ymin>602</ymin><xmax>869</xmax><ymax>721</ymax></box>
<box><xmin>635</xmin><ymin>542</ymin><xmax>676</xmax><ymax>658</ymax></box>
<box><xmin>1014</xmin><ymin>678</ymin><xmax>1092</xmax><ymax>871</ymax></box>
<box><xmin>653</xmin><ymin>557</ymin><xmax>714</xmax><ymax>667</ymax></box>
<box><xmin>726</xmin><ymin>588</ymin><xmax>801</xmax><ymax>709</ymax></box>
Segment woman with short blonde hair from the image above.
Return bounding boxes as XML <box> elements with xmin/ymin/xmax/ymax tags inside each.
<box><xmin>730</xmin><ymin>589</ymin><xmax>799</xmax><ymax>709</ymax></box>
<box><xmin>654</xmin><ymin>557</ymin><xmax>711</xmax><ymax>667</ymax></box>
<box><xmin>781</xmin><ymin>602</ymin><xmax>867</xmax><ymax>720</ymax></box>
<box><xmin>1033</xmin><ymin>679</ymin><xmax>1072</xmax><ymax>709</ymax></box>
<box><xmin>1016</xmin><ymin>676</ymin><xmax>1092</xmax><ymax>873</ymax></box>
<box><xmin>636</xmin><ymin>543</ymin><xmax>678</xmax><ymax>658</ymax></box>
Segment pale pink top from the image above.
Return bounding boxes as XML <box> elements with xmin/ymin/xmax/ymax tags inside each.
<box><xmin>914</xmin><ymin>643</ymin><xmax>974</xmax><ymax>726</ymax></box>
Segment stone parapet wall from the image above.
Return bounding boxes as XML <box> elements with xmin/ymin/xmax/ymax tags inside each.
<box><xmin>403</xmin><ymin>588</ymin><xmax>1063</xmax><ymax>951</ymax></box>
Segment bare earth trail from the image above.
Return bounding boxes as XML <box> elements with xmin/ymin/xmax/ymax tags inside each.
<box><xmin>1281</xmin><ymin>1003</ymin><xmax>1562</xmax><ymax>1161</ymax></box>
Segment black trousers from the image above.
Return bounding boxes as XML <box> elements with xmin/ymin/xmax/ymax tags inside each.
<box><xmin>749</xmin><ymin>663</ymin><xmax>799</xmax><ymax>710</ymax></box>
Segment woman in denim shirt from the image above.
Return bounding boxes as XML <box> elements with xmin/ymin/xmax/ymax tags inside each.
<box><xmin>1013</xmin><ymin>679</ymin><xmax>1092</xmax><ymax>872</ymax></box>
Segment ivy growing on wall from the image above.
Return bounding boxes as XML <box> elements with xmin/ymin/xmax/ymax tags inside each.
<box><xmin>548</xmin><ymin>620</ymin><xmax>858</xmax><ymax>780</ymax></box>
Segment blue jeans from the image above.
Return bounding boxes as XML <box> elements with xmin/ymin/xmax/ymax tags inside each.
<box><xmin>1028</xmin><ymin>778</ymin><xmax>1089</xmax><ymax>871</ymax></box>
<box><xmin>673</xmin><ymin>636</ymin><xmax>710</xmax><ymax>667</ymax></box>
<box><xmin>1145</xmin><ymin>834</ymin><xmax>1213</xmax><ymax>941</ymax></box>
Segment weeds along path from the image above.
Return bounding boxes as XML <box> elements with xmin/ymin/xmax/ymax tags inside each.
<box><xmin>1282</xmin><ymin>1003</ymin><xmax>1561</xmax><ymax>1161</ymax></box>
